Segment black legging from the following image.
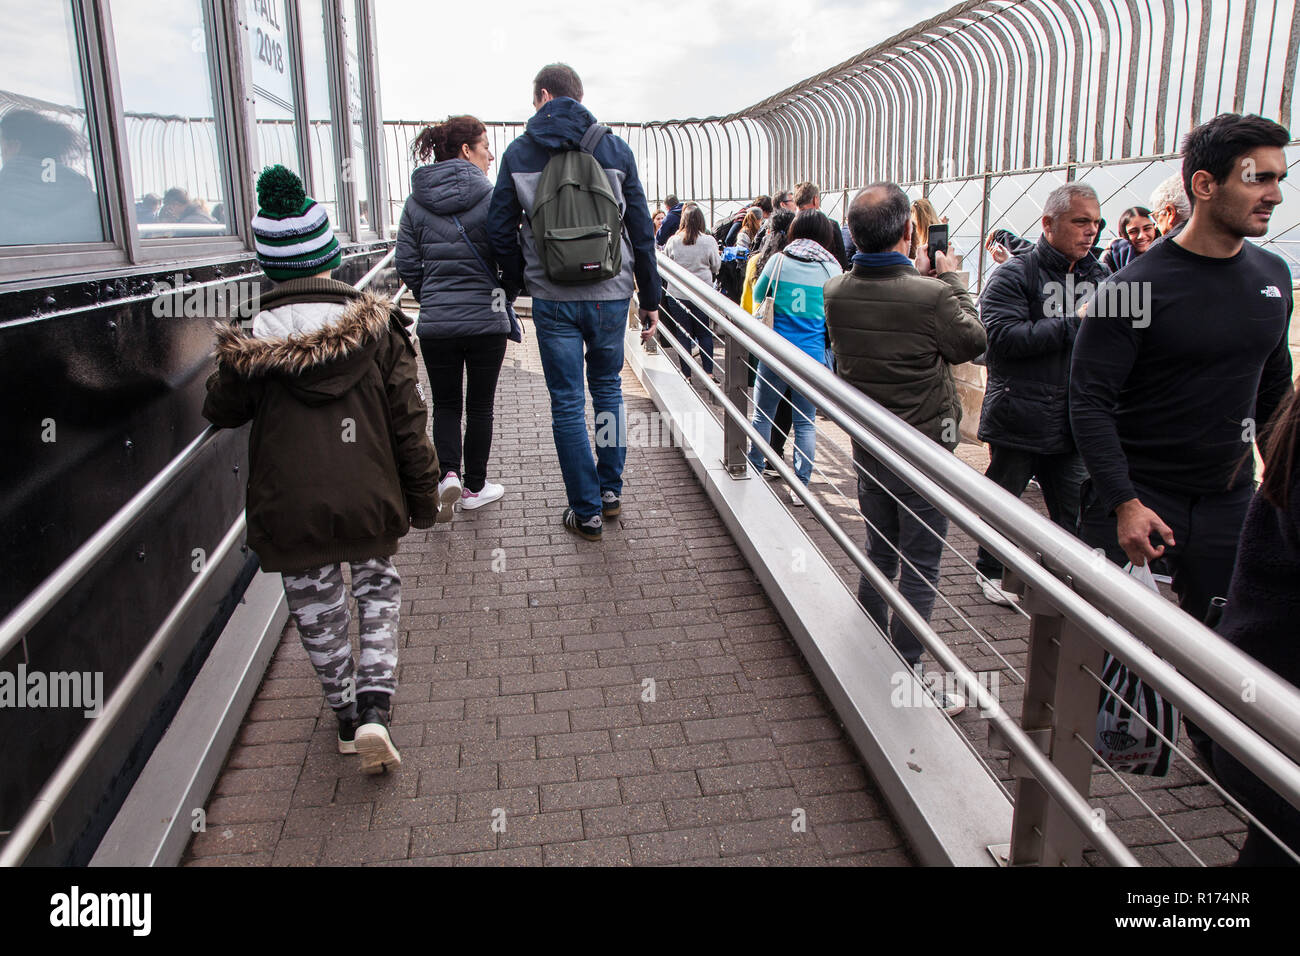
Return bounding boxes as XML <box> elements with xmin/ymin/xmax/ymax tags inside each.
<box><xmin>418</xmin><ymin>332</ymin><xmax>507</xmax><ymax>493</ymax></box>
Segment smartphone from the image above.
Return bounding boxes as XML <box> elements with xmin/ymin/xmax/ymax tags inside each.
<box><xmin>927</xmin><ymin>223</ymin><xmax>949</xmax><ymax>261</ymax></box>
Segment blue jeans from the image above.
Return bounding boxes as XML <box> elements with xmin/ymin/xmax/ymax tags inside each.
<box><xmin>854</xmin><ymin>453</ymin><xmax>949</xmax><ymax>667</ymax></box>
<box><xmin>748</xmin><ymin>359</ymin><xmax>815</xmax><ymax>485</ymax></box>
<box><xmin>532</xmin><ymin>298</ymin><xmax>629</xmax><ymax>519</ymax></box>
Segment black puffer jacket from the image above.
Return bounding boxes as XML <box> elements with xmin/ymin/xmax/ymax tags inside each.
<box><xmin>395</xmin><ymin>159</ymin><xmax>510</xmax><ymax>339</ymax></box>
<box><xmin>977</xmin><ymin>235</ymin><xmax>1109</xmax><ymax>454</ymax></box>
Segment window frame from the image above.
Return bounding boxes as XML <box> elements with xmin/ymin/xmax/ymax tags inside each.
<box><xmin>0</xmin><ymin>0</ymin><xmax>130</xmax><ymax>281</ymax></box>
<box><xmin>0</xmin><ymin>0</ymin><xmax>388</xmax><ymax>285</ymax></box>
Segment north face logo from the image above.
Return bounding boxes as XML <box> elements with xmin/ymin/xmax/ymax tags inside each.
<box><xmin>1260</xmin><ymin>285</ymin><xmax>1282</xmax><ymax>298</ymax></box>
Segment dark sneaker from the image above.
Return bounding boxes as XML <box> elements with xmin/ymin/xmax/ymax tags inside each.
<box><xmin>761</xmin><ymin>464</ymin><xmax>780</xmax><ymax>480</ymax></box>
<box><xmin>601</xmin><ymin>491</ymin><xmax>621</xmax><ymax>518</ymax></box>
<box><xmin>335</xmin><ymin>707</ymin><xmax>358</xmax><ymax>755</ymax></box>
<box><xmin>563</xmin><ymin>508</ymin><xmax>602</xmax><ymax>541</ymax></box>
<box><xmin>354</xmin><ymin>692</ymin><xmax>401</xmax><ymax>775</ymax></box>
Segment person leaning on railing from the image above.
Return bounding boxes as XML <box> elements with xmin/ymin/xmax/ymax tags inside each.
<box><xmin>824</xmin><ymin>182</ymin><xmax>986</xmax><ymax>709</ymax></box>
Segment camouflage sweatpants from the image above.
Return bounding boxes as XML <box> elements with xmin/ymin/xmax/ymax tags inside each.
<box><xmin>281</xmin><ymin>558</ymin><xmax>401</xmax><ymax>716</ymax></box>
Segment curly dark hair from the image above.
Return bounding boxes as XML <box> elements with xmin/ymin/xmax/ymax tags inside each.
<box><xmin>412</xmin><ymin>115</ymin><xmax>487</xmax><ymax>164</ymax></box>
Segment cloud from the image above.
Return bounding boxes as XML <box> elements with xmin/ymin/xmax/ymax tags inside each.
<box><xmin>375</xmin><ymin>0</ymin><xmax>955</xmax><ymax>122</ymax></box>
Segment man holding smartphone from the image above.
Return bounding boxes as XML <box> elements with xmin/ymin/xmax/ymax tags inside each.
<box><xmin>973</xmin><ymin>182</ymin><xmax>1109</xmax><ymax>606</ymax></box>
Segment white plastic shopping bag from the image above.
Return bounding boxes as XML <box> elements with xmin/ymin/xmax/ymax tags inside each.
<box><xmin>1094</xmin><ymin>562</ymin><xmax>1179</xmax><ymax>776</ymax></box>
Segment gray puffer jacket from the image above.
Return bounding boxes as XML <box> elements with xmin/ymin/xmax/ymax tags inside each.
<box><xmin>395</xmin><ymin>159</ymin><xmax>510</xmax><ymax>338</ymax></box>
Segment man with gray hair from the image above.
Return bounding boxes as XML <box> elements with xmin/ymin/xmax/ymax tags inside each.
<box><xmin>1149</xmin><ymin>173</ymin><xmax>1191</xmax><ymax>240</ymax></box>
<box><xmin>973</xmin><ymin>181</ymin><xmax>1109</xmax><ymax>605</ymax></box>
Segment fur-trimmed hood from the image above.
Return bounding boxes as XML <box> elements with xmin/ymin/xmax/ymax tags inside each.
<box><xmin>213</xmin><ymin>291</ymin><xmax>402</xmax><ymax>405</ymax></box>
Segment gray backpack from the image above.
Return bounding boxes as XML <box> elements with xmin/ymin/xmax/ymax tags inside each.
<box><xmin>530</xmin><ymin>124</ymin><xmax>623</xmax><ymax>284</ymax></box>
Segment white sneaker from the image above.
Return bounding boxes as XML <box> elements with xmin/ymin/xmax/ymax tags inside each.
<box><xmin>789</xmin><ymin>487</ymin><xmax>806</xmax><ymax>507</ymax></box>
<box><xmin>932</xmin><ymin>688</ymin><xmax>967</xmax><ymax>717</ymax></box>
<box><xmin>978</xmin><ymin>576</ymin><xmax>1019</xmax><ymax>607</ymax></box>
<box><xmin>461</xmin><ymin>481</ymin><xmax>504</xmax><ymax>510</ymax></box>
<box><xmin>436</xmin><ymin>471</ymin><xmax>462</xmax><ymax>522</ymax></box>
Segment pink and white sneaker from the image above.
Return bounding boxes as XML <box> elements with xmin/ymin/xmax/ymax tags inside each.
<box><xmin>436</xmin><ymin>471</ymin><xmax>461</xmax><ymax>522</ymax></box>
<box><xmin>461</xmin><ymin>481</ymin><xmax>505</xmax><ymax>510</ymax></box>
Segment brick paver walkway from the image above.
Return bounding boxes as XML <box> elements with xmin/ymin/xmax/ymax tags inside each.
<box><xmin>182</xmin><ymin>317</ymin><xmax>910</xmax><ymax>867</ymax></box>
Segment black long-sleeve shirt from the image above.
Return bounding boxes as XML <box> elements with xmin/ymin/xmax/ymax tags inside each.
<box><xmin>1070</xmin><ymin>237</ymin><xmax>1294</xmax><ymax>513</ymax></box>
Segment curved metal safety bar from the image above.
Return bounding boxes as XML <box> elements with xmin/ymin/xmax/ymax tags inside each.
<box><xmin>0</xmin><ymin>252</ymin><xmax>401</xmax><ymax>867</ymax></box>
<box><xmin>654</xmin><ymin>254</ymin><xmax>1300</xmax><ymax>845</ymax></box>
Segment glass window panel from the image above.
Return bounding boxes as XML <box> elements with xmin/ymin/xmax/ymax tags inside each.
<box><xmin>341</xmin><ymin>1</ymin><xmax>371</xmax><ymax>233</ymax></box>
<box><xmin>0</xmin><ymin>0</ymin><xmax>106</xmax><ymax>246</ymax></box>
<box><xmin>247</xmin><ymin>0</ymin><xmax>299</xmax><ymax>175</ymax></box>
<box><xmin>110</xmin><ymin>0</ymin><xmax>233</xmax><ymax>239</ymax></box>
<box><xmin>299</xmin><ymin>0</ymin><xmax>337</xmax><ymax>228</ymax></box>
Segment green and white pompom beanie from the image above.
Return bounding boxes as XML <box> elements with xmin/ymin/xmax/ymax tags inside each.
<box><xmin>253</xmin><ymin>165</ymin><xmax>341</xmax><ymax>281</ymax></box>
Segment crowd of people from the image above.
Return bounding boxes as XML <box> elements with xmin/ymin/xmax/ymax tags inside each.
<box><xmin>199</xmin><ymin>60</ymin><xmax>1297</xmax><ymax>862</ymax></box>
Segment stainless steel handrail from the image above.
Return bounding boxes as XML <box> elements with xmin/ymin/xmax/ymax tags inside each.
<box><xmin>0</xmin><ymin>252</ymin><xmax>399</xmax><ymax>866</ymax></box>
<box><xmin>0</xmin><ymin>253</ymin><xmax>396</xmax><ymax>660</ymax></box>
<box><xmin>648</xmin><ymin>281</ymin><xmax>1139</xmax><ymax>865</ymax></box>
<box><xmin>654</xmin><ymin>253</ymin><xmax>1300</xmax><ymax>817</ymax></box>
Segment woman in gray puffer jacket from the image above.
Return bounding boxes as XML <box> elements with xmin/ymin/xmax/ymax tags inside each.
<box><xmin>396</xmin><ymin>116</ymin><xmax>517</xmax><ymax>515</ymax></box>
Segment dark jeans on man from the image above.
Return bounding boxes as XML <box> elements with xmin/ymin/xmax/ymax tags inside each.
<box><xmin>855</xmin><ymin>453</ymin><xmax>950</xmax><ymax>667</ymax></box>
<box><xmin>1078</xmin><ymin>478</ymin><xmax>1251</xmax><ymax>625</ymax></box>
<box><xmin>975</xmin><ymin>444</ymin><xmax>1088</xmax><ymax>579</ymax></box>
<box><xmin>418</xmin><ymin>332</ymin><xmax>508</xmax><ymax>493</ymax></box>
<box><xmin>532</xmin><ymin>297</ymin><xmax>629</xmax><ymax>520</ymax></box>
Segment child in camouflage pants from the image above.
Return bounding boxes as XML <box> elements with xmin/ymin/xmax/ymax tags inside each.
<box><xmin>203</xmin><ymin>167</ymin><xmax>441</xmax><ymax>774</ymax></box>
<box><xmin>281</xmin><ymin>559</ymin><xmax>402</xmax><ymax>711</ymax></box>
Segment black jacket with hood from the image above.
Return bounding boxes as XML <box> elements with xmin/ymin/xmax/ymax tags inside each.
<box><xmin>395</xmin><ymin>158</ymin><xmax>511</xmax><ymax>339</ymax></box>
<box><xmin>203</xmin><ymin>278</ymin><xmax>440</xmax><ymax>572</ymax></box>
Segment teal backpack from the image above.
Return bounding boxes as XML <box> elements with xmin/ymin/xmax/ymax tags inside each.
<box><xmin>530</xmin><ymin>124</ymin><xmax>623</xmax><ymax>284</ymax></box>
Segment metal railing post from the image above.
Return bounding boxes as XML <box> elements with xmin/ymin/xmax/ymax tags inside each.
<box><xmin>722</xmin><ymin>326</ymin><xmax>750</xmax><ymax>476</ymax></box>
<box><xmin>976</xmin><ymin>173</ymin><xmax>992</xmax><ymax>295</ymax></box>
<box><xmin>1004</xmin><ymin>572</ymin><xmax>1106</xmax><ymax>866</ymax></box>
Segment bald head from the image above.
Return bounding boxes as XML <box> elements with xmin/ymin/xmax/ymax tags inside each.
<box><xmin>848</xmin><ymin>182</ymin><xmax>912</xmax><ymax>253</ymax></box>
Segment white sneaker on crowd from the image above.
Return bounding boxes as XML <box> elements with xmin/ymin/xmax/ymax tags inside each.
<box><xmin>461</xmin><ymin>481</ymin><xmax>504</xmax><ymax>511</ymax></box>
<box><xmin>978</xmin><ymin>576</ymin><xmax>1019</xmax><ymax>607</ymax></box>
<box><xmin>932</xmin><ymin>687</ymin><xmax>967</xmax><ymax>717</ymax></box>
<box><xmin>436</xmin><ymin>471</ymin><xmax>462</xmax><ymax>522</ymax></box>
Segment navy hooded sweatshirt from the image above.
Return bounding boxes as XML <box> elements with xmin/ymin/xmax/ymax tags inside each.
<box><xmin>487</xmin><ymin>97</ymin><xmax>660</xmax><ymax>310</ymax></box>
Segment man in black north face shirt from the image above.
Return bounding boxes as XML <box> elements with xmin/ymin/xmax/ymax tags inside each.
<box><xmin>1071</xmin><ymin>112</ymin><xmax>1295</xmax><ymax>625</ymax></box>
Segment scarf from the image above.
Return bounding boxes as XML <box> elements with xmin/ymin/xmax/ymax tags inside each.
<box><xmin>783</xmin><ymin>238</ymin><xmax>837</xmax><ymax>263</ymax></box>
<box><xmin>853</xmin><ymin>251</ymin><xmax>913</xmax><ymax>269</ymax></box>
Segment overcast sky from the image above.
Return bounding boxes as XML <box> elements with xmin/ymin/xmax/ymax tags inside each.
<box><xmin>375</xmin><ymin>0</ymin><xmax>957</xmax><ymax>123</ymax></box>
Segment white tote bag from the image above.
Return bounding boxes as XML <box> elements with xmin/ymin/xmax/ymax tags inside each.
<box><xmin>755</xmin><ymin>253</ymin><xmax>785</xmax><ymax>328</ymax></box>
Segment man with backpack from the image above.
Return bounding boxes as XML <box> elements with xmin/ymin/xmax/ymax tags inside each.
<box><xmin>488</xmin><ymin>63</ymin><xmax>660</xmax><ymax>541</ymax></box>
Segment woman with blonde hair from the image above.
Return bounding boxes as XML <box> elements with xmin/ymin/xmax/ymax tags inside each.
<box><xmin>908</xmin><ymin>197</ymin><xmax>942</xmax><ymax>259</ymax></box>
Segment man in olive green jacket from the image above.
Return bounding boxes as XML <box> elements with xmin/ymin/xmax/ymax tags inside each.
<box><xmin>824</xmin><ymin>183</ymin><xmax>985</xmax><ymax>704</ymax></box>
